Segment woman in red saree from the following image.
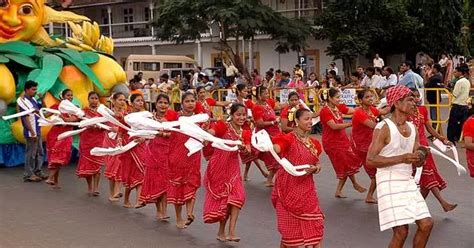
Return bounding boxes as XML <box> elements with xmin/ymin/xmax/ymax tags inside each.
<box><xmin>76</xmin><ymin>92</ymin><xmax>106</xmax><ymax>196</ymax></box>
<box><xmin>351</xmin><ymin>89</ymin><xmax>389</xmax><ymax>203</ymax></box>
<box><xmin>103</xmin><ymin>92</ymin><xmax>127</xmax><ymax>202</ymax></box>
<box><xmin>280</xmin><ymin>91</ymin><xmax>320</xmax><ymax>134</ymax></box>
<box><xmin>320</xmin><ymin>88</ymin><xmax>366</xmax><ymax>198</ymax></box>
<box><xmin>195</xmin><ymin>86</ymin><xmax>230</xmax><ymax>160</ymax></box>
<box><xmin>120</xmin><ymin>93</ymin><xmax>148</xmax><ymax>208</ymax></box>
<box><xmin>203</xmin><ymin>103</ymin><xmax>249</xmax><ymax>242</ymax></box>
<box><xmin>167</xmin><ymin>92</ymin><xmax>202</xmax><ymax>229</ymax></box>
<box><xmin>271</xmin><ymin>108</ymin><xmax>324</xmax><ymax>248</ymax></box>
<box><xmin>45</xmin><ymin>89</ymin><xmax>79</xmax><ymax>189</ymax></box>
<box><xmin>409</xmin><ymin>89</ymin><xmax>457</xmax><ymax>212</ymax></box>
<box><xmin>233</xmin><ymin>84</ymin><xmax>268</xmax><ymax>181</ymax></box>
<box><xmin>463</xmin><ymin>116</ymin><xmax>474</xmax><ymax>177</ymax></box>
<box><xmin>252</xmin><ymin>86</ymin><xmax>282</xmax><ymax>187</ymax></box>
<box><xmin>137</xmin><ymin>94</ymin><xmax>177</xmax><ymax>221</ymax></box>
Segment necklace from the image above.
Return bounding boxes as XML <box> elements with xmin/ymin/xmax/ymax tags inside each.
<box><xmin>228</xmin><ymin>122</ymin><xmax>243</xmax><ymax>140</ymax></box>
<box><xmin>180</xmin><ymin>110</ymin><xmax>193</xmax><ymax>117</ymax></box>
<box><xmin>293</xmin><ymin>131</ymin><xmax>318</xmax><ymax>157</ymax></box>
<box><xmin>362</xmin><ymin>106</ymin><xmax>375</xmax><ymax>120</ymax></box>
<box><xmin>393</xmin><ymin>118</ymin><xmax>409</xmax><ymax>136</ymax></box>
<box><xmin>328</xmin><ymin>105</ymin><xmax>342</xmax><ymax>120</ymax></box>
<box><xmin>154</xmin><ymin>112</ymin><xmax>166</xmax><ymax>121</ymax></box>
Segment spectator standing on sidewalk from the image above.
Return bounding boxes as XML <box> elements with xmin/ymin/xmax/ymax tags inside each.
<box><xmin>447</xmin><ymin>65</ymin><xmax>471</xmax><ymax>143</ymax></box>
<box><xmin>425</xmin><ymin>64</ymin><xmax>444</xmax><ymax>129</ymax></box>
<box><xmin>20</xmin><ymin>80</ymin><xmax>47</xmax><ymax>182</ymax></box>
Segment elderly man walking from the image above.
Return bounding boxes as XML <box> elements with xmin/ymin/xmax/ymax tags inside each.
<box><xmin>367</xmin><ymin>85</ymin><xmax>433</xmax><ymax>248</ymax></box>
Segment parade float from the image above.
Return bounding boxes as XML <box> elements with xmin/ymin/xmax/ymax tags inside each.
<box><xmin>0</xmin><ymin>0</ymin><xmax>126</xmax><ymax>166</ymax></box>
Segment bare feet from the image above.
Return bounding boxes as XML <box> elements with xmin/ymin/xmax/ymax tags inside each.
<box><xmin>353</xmin><ymin>184</ymin><xmax>367</xmax><ymax>193</ymax></box>
<box><xmin>45</xmin><ymin>180</ymin><xmax>55</xmax><ymax>186</ymax></box>
<box><xmin>134</xmin><ymin>202</ymin><xmax>146</xmax><ymax>209</ymax></box>
<box><xmin>113</xmin><ymin>193</ymin><xmax>123</xmax><ymax>198</ymax></box>
<box><xmin>244</xmin><ymin>177</ymin><xmax>250</xmax><ymax>182</ymax></box>
<box><xmin>216</xmin><ymin>235</ymin><xmax>227</xmax><ymax>242</ymax></box>
<box><xmin>335</xmin><ymin>192</ymin><xmax>347</xmax><ymax>198</ymax></box>
<box><xmin>176</xmin><ymin>221</ymin><xmax>187</xmax><ymax>229</ymax></box>
<box><xmin>264</xmin><ymin>181</ymin><xmax>274</xmax><ymax>187</ymax></box>
<box><xmin>123</xmin><ymin>202</ymin><xmax>132</xmax><ymax>208</ymax></box>
<box><xmin>365</xmin><ymin>197</ymin><xmax>377</xmax><ymax>204</ymax></box>
<box><xmin>157</xmin><ymin>216</ymin><xmax>170</xmax><ymax>222</ymax></box>
<box><xmin>185</xmin><ymin>214</ymin><xmax>195</xmax><ymax>227</ymax></box>
<box><xmin>227</xmin><ymin>236</ymin><xmax>241</xmax><ymax>242</ymax></box>
<box><xmin>263</xmin><ymin>173</ymin><xmax>269</xmax><ymax>178</ymax></box>
<box><xmin>442</xmin><ymin>203</ymin><xmax>458</xmax><ymax>212</ymax></box>
<box><xmin>92</xmin><ymin>191</ymin><xmax>100</xmax><ymax>197</ymax></box>
<box><xmin>108</xmin><ymin>196</ymin><xmax>119</xmax><ymax>202</ymax></box>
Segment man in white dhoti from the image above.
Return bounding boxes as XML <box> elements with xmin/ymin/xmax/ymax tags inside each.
<box><xmin>367</xmin><ymin>85</ymin><xmax>433</xmax><ymax>248</ymax></box>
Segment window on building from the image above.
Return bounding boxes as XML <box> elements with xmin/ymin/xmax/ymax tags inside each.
<box><xmin>163</xmin><ymin>63</ymin><xmax>182</xmax><ymax>69</ymax></box>
<box><xmin>123</xmin><ymin>8</ymin><xmax>134</xmax><ymax>32</ymax></box>
<box><xmin>142</xmin><ymin>62</ymin><xmax>160</xmax><ymax>71</ymax></box>
<box><xmin>144</xmin><ymin>7</ymin><xmax>150</xmax><ymax>29</ymax></box>
<box><xmin>133</xmin><ymin>62</ymin><xmax>140</xmax><ymax>71</ymax></box>
<box><xmin>101</xmin><ymin>9</ymin><xmax>108</xmax><ymax>24</ymax></box>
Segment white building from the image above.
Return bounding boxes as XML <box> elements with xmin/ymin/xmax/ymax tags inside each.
<box><xmin>57</xmin><ymin>0</ymin><xmax>339</xmax><ymax>78</ymax></box>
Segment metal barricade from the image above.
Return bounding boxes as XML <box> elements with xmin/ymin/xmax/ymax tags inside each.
<box><xmin>422</xmin><ymin>88</ymin><xmax>452</xmax><ymax>134</ymax></box>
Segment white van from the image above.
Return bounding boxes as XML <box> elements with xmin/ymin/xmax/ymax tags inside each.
<box><xmin>125</xmin><ymin>55</ymin><xmax>196</xmax><ymax>81</ymax></box>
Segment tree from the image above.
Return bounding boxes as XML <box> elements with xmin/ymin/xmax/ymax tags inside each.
<box><xmin>314</xmin><ymin>0</ymin><xmax>419</xmax><ymax>78</ymax></box>
<box><xmin>461</xmin><ymin>0</ymin><xmax>473</xmax><ymax>56</ymax></box>
<box><xmin>406</xmin><ymin>0</ymin><xmax>464</xmax><ymax>58</ymax></box>
<box><xmin>152</xmin><ymin>0</ymin><xmax>312</xmax><ymax>78</ymax></box>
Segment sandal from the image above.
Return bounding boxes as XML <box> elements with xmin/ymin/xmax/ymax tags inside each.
<box><xmin>185</xmin><ymin>214</ymin><xmax>195</xmax><ymax>227</ymax></box>
<box><xmin>92</xmin><ymin>191</ymin><xmax>100</xmax><ymax>197</ymax></box>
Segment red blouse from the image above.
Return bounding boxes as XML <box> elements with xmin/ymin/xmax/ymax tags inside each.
<box><xmin>252</xmin><ymin>98</ymin><xmax>280</xmax><ymax>136</ymax></box>
<box><xmin>273</xmin><ymin>133</ymin><xmax>322</xmax><ymax>157</ymax></box>
<box><xmin>213</xmin><ymin>120</ymin><xmax>251</xmax><ymax>145</ymax></box>
<box><xmin>351</xmin><ymin>106</ymin><xmax>379</xmax><ymax>151</ymax></box>
<box><xmin>280</xmin><ymin>104</ymin><xmax>305</xmax><ymax>132</ymax></box>
<box><xmin>319</xmin><ymin>104</ymin><xmax>350</xmax><ymax>148</ymax></box>
<box><xmin>408</xmin><ymin>105</ymin><xmax>429</xmax><ymax>146</ymax></box>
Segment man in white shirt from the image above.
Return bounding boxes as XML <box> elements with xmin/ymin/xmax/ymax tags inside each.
<box><xmin>380</xmin><ymin>66</ymin><xmax>397</xmax><ymax>88</ymax></box>
<box><xmin>360</xmin><ymin>67</ymin><xmax>383</xmax><ymax>88</ymax></box>
<box><xmin>447</xmin><ymin>65</ymin><xmax>471</xmax><ymax>143</ymax></box>
<box><xmin>373</xmin><ymin>53</ymin><xmax>384</xmax><ymax>69</ymax></box>
<box><xmin>157</xmin><ymin>73</ymin><xmax>175</xmax><ymax>93</ymax></box>
<box><xmin>329</xmin><ymin>62</ymin><xmax>338</xmax><ymax>75</ymax></box>
<box><xmin>224</xmin><ymin>59</ymin><xmax>239</xmax><ymax>77</ymax></box>
<box><xmin>438</xmin><ymin>53</ymin><xmax>448</xmax><ymax>67</ymax></box>
<box><xmin>192</xmin><ymin>67</ymin><xmax>202</xmax><ymax>87</ymax></box>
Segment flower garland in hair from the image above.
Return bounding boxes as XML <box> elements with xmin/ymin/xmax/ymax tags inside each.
<box><xmin>252</xmin><ymin>87</ymin><xmax>258</xmax><ymax>98</ymax></box>
<box><xmin>288</xmin><ymin>106</ymin><xmax>298</xmax><ymax>122</ymax></box>
<box><xmin>320</xmin><ymin>89</ymin><xmax>329</xmax><ymax>102</ymax></box>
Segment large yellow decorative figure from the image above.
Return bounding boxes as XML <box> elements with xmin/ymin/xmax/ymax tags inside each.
<box><xmin>0</xmin><ymin>0</ymin><xmax>126</xmax><ymax>148</ymax></box>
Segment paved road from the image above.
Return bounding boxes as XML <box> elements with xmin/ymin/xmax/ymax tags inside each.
<box><xmin>1</xmin><ymin>135</ymin><xmax>473</xmax><ymax>248</ymax></box>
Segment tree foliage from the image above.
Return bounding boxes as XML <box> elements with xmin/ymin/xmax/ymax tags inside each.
<box><xmin>314</xmin><ymin>0</ymin><xmax>419</xmax><ymax>76</ymax></box>
<box><xmin>152</xmin><ymin>0</ymin><xmax>312</xmax><ymax>75</ymax></box>
<box><xmin>407</xmin><ymin>0</ymin><xmax>464</xmax><ymax>57</ymax></box>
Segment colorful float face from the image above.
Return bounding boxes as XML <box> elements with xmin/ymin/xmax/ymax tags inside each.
<box><xmin>0</xmin><ymin>0</ymin><xmax>126</xmax><ymax>164</ymax></box>
<box><xmin>0</xmin><ymin>0</ymin><xmax>45</xmax><ymax>42</ymax></box>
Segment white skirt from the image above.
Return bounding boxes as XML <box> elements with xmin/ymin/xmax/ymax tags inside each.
<box><xmin>376</xmin><ymin>169</ymin><xmax>431</xmax><ymax>231</ymax></box>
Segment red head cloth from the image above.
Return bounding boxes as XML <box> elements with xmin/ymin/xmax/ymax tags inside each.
<box><xmin>386</xmin><ymin>85</ymin><xmax>412</xmax><ymax>108</ymax></box>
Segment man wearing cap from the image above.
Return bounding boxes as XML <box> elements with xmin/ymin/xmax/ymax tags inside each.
<box><xmin>367</xmin><ymin>85</ymin><xmax>433</xmax><ymax>248</ymax></box>
<box><xmin>447</xmin><ymin>65</ymin><xmax>471</xmax><ymax>143</ymax></box>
